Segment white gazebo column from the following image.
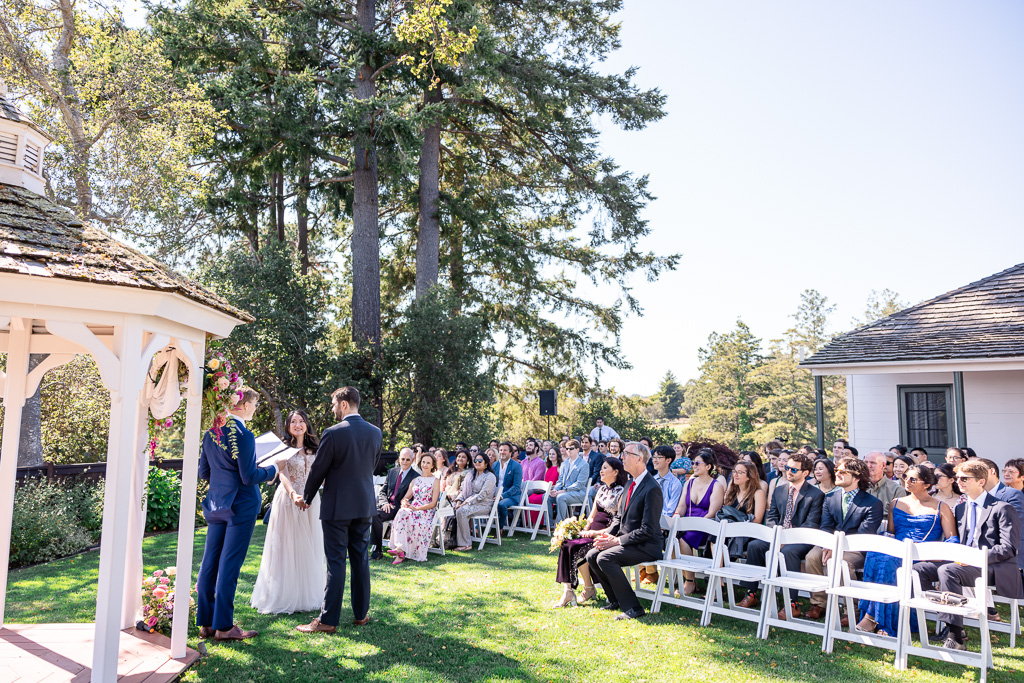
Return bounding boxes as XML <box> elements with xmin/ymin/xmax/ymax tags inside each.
<box><xmin>92</xmin><ymin>317</ymin><xmax>144</xmax><ymax>683</ymax></box>
<box><xmin>120</xmin><ymin>396</ymin><xmax>150</xmax><ymax>628</ymax></box>
<box><xmin>0</xmin><ymin>317</ymin><xmax>31</xmax><ymax>627</ymax></box>
<box><xmin>170</xmin><ymin>338</ymin><xmax>205</xmax><ymax>658</ymax></box>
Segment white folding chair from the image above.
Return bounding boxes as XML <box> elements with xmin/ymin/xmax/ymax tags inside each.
<box><xmin>897</xmin><ymin>542</ymin><xmax>993</xmax><ymax>681</ymax></box>
<box><xmin>631</xmin><ymin>515</ymin><xmax>677</xmax><ymax>601</ymax></box>
<box><xmin>701</xmin><ymin>522</ymin><xmax>777</xmax><ymax>628</ymax></box>
<box><xmin>651</xmin><ymin>516</ymin><xmax>723</xmax><ymax>614</ymax></box>
<box><xmin>758</xmin><ymin>527</ymin><xmax>839</xmax><ymax>639</ymax></box>
<box><xmin>961</xmin><ymin>592</ymin><xmax>1022</xmax><ymax>649</ymax></box>
<box><xmin>428</xmin><ymin>492</ymin><xmax>453</xmax><ymax>556</ymax></box>
<box><xmin>567</xmin><ymin>478</ymin><xmax>593</xmax><ymax>518</ymax></box>
<box><xmin>470</xmin><ymin>486</ymin><xmax>503</xmax><ymax>551</ymax></box>
<box><xmin>822</xmin><ymin>532</ymin><xmax>910</xmax><ymax>656</ymax></box>
<box><xmin>506</xmin><ymin>481</ymin><xmax>552</xmax><ymax>539</ymax></box>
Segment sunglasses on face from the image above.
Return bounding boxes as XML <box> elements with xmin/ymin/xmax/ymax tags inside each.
<box><xmin>955</xmin><ymin>475</ymin><xmax>976</xmax><ymax>482</ymax></box>
<box><xmin>834</xmin><ymin>469</ymin><xmax>850</xmax><ymax>475</ymax></box>
<box><xmin>905</xmin><ymin>477</ymin><xmax>921</xmax><ymax>484</ymax></box>
<box><xmin>567</xmin><ymin>446</ymin><xmax>579</xmax><ymax>451</ymax></box>
<box><xmin>474</xmin><ymin>459</ymin><xmax>486</xmax><ymax>464</ymax></box>
<box><xmin>784</xmin><ymin>466</ymin><xmax>801</xmax><ymax>474</ymax></box>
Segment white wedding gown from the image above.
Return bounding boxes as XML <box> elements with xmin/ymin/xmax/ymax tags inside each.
<box><xmin>250</xmin><ymin>449</ymin><xmax>326</xmax><ymax>614</ymax></box>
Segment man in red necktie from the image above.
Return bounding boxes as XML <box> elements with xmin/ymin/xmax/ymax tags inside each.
<box><xmin>370</xmin><ymin>448</ymin><xmax>419</xmax><ymax>560</ymax></box>
<box><xmin>585</xmin><ymin>442</ymin><xmax>664</xmax><ymax>620</ymax></box>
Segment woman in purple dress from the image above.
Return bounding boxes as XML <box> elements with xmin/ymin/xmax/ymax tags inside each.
<box><xmin>551</xmin><ymin>457</ymin><xmax>627</xmax><ymax>608</ymax></box>
<box><xmin>674</xmin><ymin>449</ymin><xmax>724</xmax><ymax>596</ymax></box>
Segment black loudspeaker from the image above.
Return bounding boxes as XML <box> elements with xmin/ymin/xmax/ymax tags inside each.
<box><xmin>539</xmin><ymin>390</ymin><xmax>557</xmax><ymax>416</ymax></box>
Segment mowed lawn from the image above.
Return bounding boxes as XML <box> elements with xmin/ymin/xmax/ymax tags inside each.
<box><xmin>7</xmin><ymin>525</ymin><xmax>1024</xmax><ymax>682</ymax></box>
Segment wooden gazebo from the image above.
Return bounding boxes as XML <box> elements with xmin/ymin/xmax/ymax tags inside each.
<box><xmin>0</xmin><ymin>82</ymin><xmax>251</xmax><ymax>681</ymax></box>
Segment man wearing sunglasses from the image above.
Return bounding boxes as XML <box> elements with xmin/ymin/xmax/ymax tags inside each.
<box><xmin>802</xmin><ymin>457</ymin><xmax>882</xmax><ymax>621</ymax></box>
<box><xmin>913</xmin><ymin>460</ymin><xmax>1022</xmax><ymax>650</ymax></box>
<box><xmin>738</xmin><ymin>452</ymin><xmax>824</xmax><ymax>611</ymax></box>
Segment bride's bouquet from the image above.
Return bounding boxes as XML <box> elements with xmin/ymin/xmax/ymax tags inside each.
<box><xmin>549</xmin><ymin>514</ymin><xmax>588</xmax><ymax>553</ymax></box>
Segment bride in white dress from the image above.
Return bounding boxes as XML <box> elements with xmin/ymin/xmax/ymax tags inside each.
<box><xmin>250</xmin><ymin>410</ymin><xmax>326</xmax><ymax>614</ymax></box>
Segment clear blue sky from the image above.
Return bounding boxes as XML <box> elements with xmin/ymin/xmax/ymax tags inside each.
<box><xmin>587</xmin><ymin>0</ymin><xmax>1024</xmax><ymax>394</ymax></box>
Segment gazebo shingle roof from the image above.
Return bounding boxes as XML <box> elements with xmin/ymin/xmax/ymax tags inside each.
<box><xmin>0</xmin><ymin>182</ymin><xmax>253</xmax><ymax>322</ymax></box>
<box><xmin>803</xmin><ymin>262</ymin><xmax>1024</xmax><ymax>366</ymax></box>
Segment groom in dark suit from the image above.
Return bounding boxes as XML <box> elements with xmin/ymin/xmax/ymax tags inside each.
<box><xmin>196</xmin><ymin>387</ymin><xmax>289</xmax><ymax>641</ymax></box>
<box><xmin>585</xmin><ymin>442</ymin><xmax>664</xmax><ymax>620</ymax></box>
<box><xmin>297</xmin><ymin>386</ymin><xmax>382</xmax><ymax>633</ymax></box>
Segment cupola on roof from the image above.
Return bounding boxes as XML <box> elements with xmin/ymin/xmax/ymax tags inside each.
<box><xmin>0</xmin><ymin>78</ymin><xmax>52</xmax><ymax>196</ymax></box>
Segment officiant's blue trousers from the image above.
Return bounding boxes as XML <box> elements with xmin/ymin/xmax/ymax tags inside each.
<box><xmin>197</xmin><ymin>516</ymin><xmax>257</xmax><ymax>631</ymax></box>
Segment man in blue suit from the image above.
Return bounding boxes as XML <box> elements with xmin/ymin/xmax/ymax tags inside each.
<box><xmin>549</xmin><ymin>439</ymin><xmax>589</xmax><ymax>523</ymax></box>
<box><xmin>196</xmin><ymin>387</ymin><xmax>289</xmax><ymax>640</ymax></box>
<box><xmin>493</xmin><ymin>441</ymin><xmax>523</xmax><ymax>530</ymax></box>
<box><xmin>982</xmin><ymin>458</ymin><xmax>1024</xmax><ymax>575</ymax></box>
<box><xmin>803</xmin><ymin>456</ymin><xmax>883</xmax><ymax>620</ymax></box>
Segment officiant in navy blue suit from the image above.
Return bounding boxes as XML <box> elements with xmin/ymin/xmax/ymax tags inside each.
<box><xmin>297</xmin><ymin>386</ymin><xmax>382</xmax><ymax>634</ymax></box>
<box><xmin>196</xmin><ymin>387</ymin><xmax>290</xmax><ymax>641</ymax></box>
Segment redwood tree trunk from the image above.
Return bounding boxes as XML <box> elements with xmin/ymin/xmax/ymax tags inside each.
<box><xmin>415</xmin><ymin>88</ymin><xmax>442</xmax><ymax>300</ymax></box>
<box><xmin>297</xmin><ymin>157</ymin><xmax>311</xmax><ymax>274</ymax></box>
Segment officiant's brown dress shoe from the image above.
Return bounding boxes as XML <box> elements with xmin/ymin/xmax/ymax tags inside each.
<box><xmin>296</xmin><ymin>618</ymin><xmax>337</xmax><ymax>634</ymax></box>
<box><xmin>214</xmin><ymin>625</ymin><xmax>258</xmax><ymax>640</ymax></box>
<box><xmin>199</xmin><ymin>626</ymin><xmax>215</xmax><ymax>639</ymax></box>
<box><xmin>353</xmin><ymin>616</ymin><xmax>370</xmax><ymax>626</ymax></box>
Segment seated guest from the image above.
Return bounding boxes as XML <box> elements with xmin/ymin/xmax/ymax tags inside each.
<box><xmin>723</xmin><ymin>461</ymin><xmax>766</xmax><ymax>523</ymax></box>
<box><xmin>433</xmin><ymin>448</ymin><xmax>449</xmax><ymax>481</ymax></box>
<box><xmin>932</xmin><ymin>463</ymin><xmax>962</xmax><ymax>508</ymax></box>
<box><xmin>1004</xmin><ymin>458</ymin><xmax>1024</xmax><ymax>492</ymax></box>
<box><xmin>586</xmin><ymin>442</ymin><xmax>664</xmax><ymax>620</ymax></box>
<box><xmin>944</xmin><ymin>447</ymin><xmax>966</xmax><ymax>466</ymax></box>
<box><xmin>521</xmin><ymin>439</ymin><xmax>547</xmax><ymax>481</ymax></box>
<box><xmin>597</xmin><ymin>441</ymin><xmax>609</xmax><ymax>455</ymax></box>
<box><xmin>493</xmin><ymin>442</ymin><xmax>523</xmax><ymax>530</ymax></box>
<box><xmin>552</xmin><ymin>457</ymin><xmax>627</xmax><ymax>607</ymax></box>
<box><xmin>892</xmin><ymin>454</ymin><xmax>915</xmax><ymax>486</ymax></box>
<box><xmin>859</xmin><ymin>465</ymin><xmax>955</xmax><ymax>635</ymax></box>
<box><xmin>740</xmin><ymin>451</ymin><xmax>770</xmax><ymax>493</ymax></box>
<box><xmin>802</xmin><ymin>457</ymin><xmax>883</xmax><ymax>621</ymax></box>
<box><xmin>738</xmin><ymin>452</ymin><xmax>825</xmax><ymax>610</ymax></box>
<box><xmin>443</xmin><ymin>449</ymin><xmax>470</xmax><ymax>501</ymax></box>
<box><xmin>864</xmin><ymin>451</ymin><xmax>906</xmax><ymax>519</ymax></box>
<box><xmin>670</xmin><ymin>441</ymin><xmax>691</xmax><ymax>480</ymax></box>
<box><xmin>913</xmin><ymin>460</ymin><xmax>1023</xmax><ymax>650</ymax></box>
<box><xmin>388</xmin><ymin>453</ymin><xmax>442</xmax><ymax>565</ymax></box>
<box><xmin>673</xmin><ymin>449</ymin><xmax>725</xmax><ymax>596</ymax></box>
<box><xmin>452</xmin><ymin>452</ymin><xmax>497</xmax><ymax>551</ymax></box>
<box><xmin>370</xmin><ymin>448</ymin><xmax>419</xmax><ymax>560</ymax></box>
<box><xmin>582</xmin><ymin>435</ymin><xmax>606</xmax><ymax>507</ymax></box>
<box><xmin>981</xmin><ymin>458</ymin><xmax>1024</xmax><ymax>577</ymax></box>
<box><xmin>639</xmin><ymin>446</ymin><xmax>684</xmax><ymax>585</ymax></box>
<box><xmin>910</xmin><ymin>447</ymin><xmax>930</xmax><ymax>466</ymax></box>
<box><xmin>528</xmin><ymin>447</ymin><xmax>562</xmax><ymax>526</ymax></box>
<box><xmin>549</xmin><ymin>439</ymin><xmax>589</xmax><ymax>523</ymax></box>
<box><xmin>813</xmin><ymin>458</ymin><xmax>837</xmax><ymax>495</ymax></box>
<box><xmin>485</xmin><ymin>448</ymin><xmax>498</xmax><ymax>466</ymax></box>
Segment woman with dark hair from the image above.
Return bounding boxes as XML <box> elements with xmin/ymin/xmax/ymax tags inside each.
<box><xmin>932</xmin><ymin>463</ymin><xmax>962</xmax><ymax>507</ymax></box>
<box><xmin>673</xmin><ymin>449</ymin><xmax>725</xmax><ymax>596</ymax></box>
<box><xmin>452</xmin><ymin>452</ymin><xmax>497</xmax><ymax>552</ymax></box>
<box><xmin>891</xmin><ymin>454</ymin><xmax>916</xmax><ymax>486</ymax></box>
<box><xmin>251</xmin><ymin>410</ymin><xmax>325</xmax><ymax>613</ymax></box>
<box><xmin>443</xmin><ymin>449</ymin><xmax>471</xmax><ymax>501</ymax></box>
<box><xmin>723</xmin><ymin>461</ymin><xmax>766</xmax><ymax>524</ymax></box>
<box><xmin>812</xmin><ymin>458</ymin><xmax>837</xmax><ymax>495</ymax></box>
<box><xmin>433</xmin><ymin>447</ymin><xmax>449</xmax><ymax>481</ymax></box>
<box><xmin>552</xmin><ymin>457</ymin><xmax>627</xmax><ymax>607</ymax></box>
<box><xmin>858</xmin><ymin>465</ymin><xmax>956</xmax><ymax>636</ymax></box>
<box><xmin>739</xmin><ymin>451</ymin><xmax>769</xmax><ymax>493</ymax></box>
<box><xmin>528</xmin><ymin>447</ymin><xmax>562</xmax><ymax>525</ymax></box>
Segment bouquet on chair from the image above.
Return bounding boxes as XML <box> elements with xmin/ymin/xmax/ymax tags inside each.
<box><xmin>549</xmin><ymin>515</ymin><xmax>588</xmax><ymax>552</ymax></box>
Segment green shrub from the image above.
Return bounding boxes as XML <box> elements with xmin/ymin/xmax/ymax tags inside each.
<box><xmin>145</xmin><ymin>467</ymin><xmax>181</xmax><ymax>532</ymax></box>
<box><xmin>10</xmin><ymin>477</ymin><xmax>98</xmax><ymax>568</ymax></box>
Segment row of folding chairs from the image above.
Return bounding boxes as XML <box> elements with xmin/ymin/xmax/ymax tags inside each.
<box><xmin>645</xmin><ymin>516</ymin><xmax>1020</xmax><ymax>683</ymax></box>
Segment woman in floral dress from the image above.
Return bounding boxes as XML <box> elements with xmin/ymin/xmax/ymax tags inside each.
<box><xmin>388</xmin><ymin>453</ymin><xmax>442</xmax><ymax>564</ymax></box>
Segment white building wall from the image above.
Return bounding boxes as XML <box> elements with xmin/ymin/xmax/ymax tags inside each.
<box><xmin>846</xmin><ymin>370</ymin><xmax>1024</xmax><ymax>467</ymax></box>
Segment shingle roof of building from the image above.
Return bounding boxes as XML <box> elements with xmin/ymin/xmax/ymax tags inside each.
<box><xmin>0</xmin><ymin>182</ymin><xmax>252</xmax><ymax>322</ymax></box>
<box><xmin>802</xmin><ymin>262</ymin><xmax>1024</xmax><ymax>366</ymax></box>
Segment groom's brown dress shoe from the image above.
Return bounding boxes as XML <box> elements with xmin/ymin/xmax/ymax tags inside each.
<box><xmin>353</xmin><ymin>616</ymin><xmax>370</xmax><ymax>626</ymax></box>
<box><xmin>199</xmin><ymin>626</ymin><xmax>215</xmax><ymax>639</ymax></box>
<box><xmin>296</xmin><ymin>618</ymin><xmax>337</xmax><ymax>634</ymax></box>
<box><xmin>214</xmin><ymin>625</ymin><xmax>258</xmax><ymax>640</ymax></box>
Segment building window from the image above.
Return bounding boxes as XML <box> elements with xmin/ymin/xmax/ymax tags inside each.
<box><xmin>898</xmin><ymin>385</ymin><xmax>953</xmax><ymax>456</ymax></box>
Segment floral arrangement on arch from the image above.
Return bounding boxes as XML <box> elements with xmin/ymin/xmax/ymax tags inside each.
<box><xmin>549</xmin><ymin>514</ymin><xmax>588</xmax><ymax>553</ymax></box>
<box><xmin>139</xmin><ymin>566</ymin><xmax>194</xmax><ymax>635</ymax></box>
<box><xmin>147</xmin><ymin>348</ymin><xmax>243</xmax><ymax>456</ymax></box>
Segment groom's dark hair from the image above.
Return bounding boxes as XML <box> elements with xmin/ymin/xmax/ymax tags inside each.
<box><xmin>332</xmin><ymin>386</ymin><xmax>360</xmax><ymax>408</ymax></box>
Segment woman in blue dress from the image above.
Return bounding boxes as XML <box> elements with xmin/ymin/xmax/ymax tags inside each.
<box><xmin>858</xmin><ymin>465</ymin><xmax>957</xmax><ymax>636</ymax></box>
